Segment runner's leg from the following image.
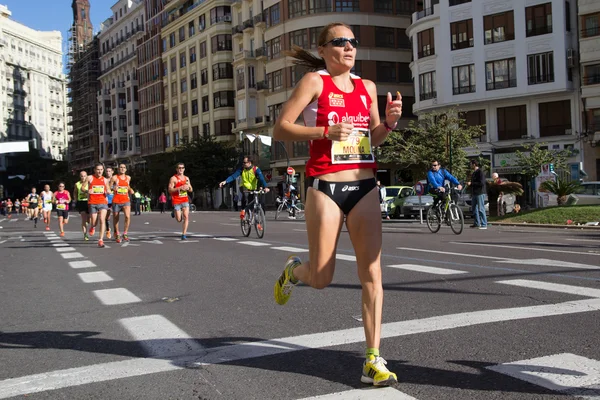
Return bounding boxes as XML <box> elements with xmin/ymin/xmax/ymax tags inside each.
<box><xmin>181</xmin><ymin>206</ymin><xmax>189</xmax><ymax>236</ymax></box>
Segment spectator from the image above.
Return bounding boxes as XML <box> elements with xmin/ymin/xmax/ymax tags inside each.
<box><xmin>158</xmin><ymin>191</ymin><xmax>167</xmax><ymax>213</ymax></box>
<box><xmin>133</xmin><ymin>189</ymin><xmax>141</xmax><ymax>215</ymax></box>
<box><xmin>468</xmin><ymin>159</ymin><xmax>487</xmax><ymax>229</ymax></box>
<box><xmin>492</xmin><ymin>172</ymin><xmax>504</xmax><ymax>216</ymax></box>
<box><xmin>377</xmin><ymin>181</ymin><xmax>389</xmax><ymax>220</ymax></box>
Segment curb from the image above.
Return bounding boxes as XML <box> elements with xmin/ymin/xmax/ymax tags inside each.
<box><xmin>490</xmin><ymin>222</ymin><xmax>600</xmax><ymax>230</ymax></box>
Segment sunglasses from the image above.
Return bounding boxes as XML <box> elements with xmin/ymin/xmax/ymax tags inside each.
<box><xmin>431</xmin><ymin>164</ymin><xmax>439</xmax><ymax>167</ymax></box>
<box><xmin>322</xmin><ymin>37</ymin><xmax>358</xmax><ymax>48</ymax></box>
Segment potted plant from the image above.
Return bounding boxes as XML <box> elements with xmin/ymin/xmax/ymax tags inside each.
<box><xmin>539</xmin><ymin>178</ymin><xmax>582</xmax><ymax>206</ymax></box>
<box><xmin>487</xmin><ymin>180</ymin><xmax>524</xmax><ymax>216</ymax></box>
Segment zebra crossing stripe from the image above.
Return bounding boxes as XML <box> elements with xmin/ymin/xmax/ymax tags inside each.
<box><xmin>297</xmin><ymin>387</ymin><xmax>418</xmax><ymax>399</ymax></box>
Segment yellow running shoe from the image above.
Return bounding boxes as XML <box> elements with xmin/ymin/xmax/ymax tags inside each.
<box><xmin>361</xmin><ymin>355</ymin><xmax>398</xmax><ymax>386</ymax></box>
<box><xmin>274</xmin><ymin>255</ymin><xmax>301</xmax><ymax>305</ymax></box>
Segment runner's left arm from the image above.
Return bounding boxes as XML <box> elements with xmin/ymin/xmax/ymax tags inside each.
<box><xmin>186</xmin><ymin>177</ymin><xmax>193</xmax><ymax>193</ymax></box>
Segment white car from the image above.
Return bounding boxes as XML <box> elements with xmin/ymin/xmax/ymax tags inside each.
<box><xmin>574</xmin><ymin>181</ymin><xmax>600</xmax><ymax>205</ymax></box>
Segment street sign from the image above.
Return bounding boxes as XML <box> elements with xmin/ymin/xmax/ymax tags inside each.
<box><xmin>415</xmin><ymin>182</ymin><xmax>425</xmax><ymax>196</ymax></box>
<box><xmin>287</xmin><ymin>167</ymin><xmax>295</xmax><ymax>175</ymax></box>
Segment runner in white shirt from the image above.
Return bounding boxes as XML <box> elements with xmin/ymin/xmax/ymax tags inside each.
<box><xmin>41</xmin><ymin>184</ymin><xmax>54</xmax><ymax>231</ymax></box>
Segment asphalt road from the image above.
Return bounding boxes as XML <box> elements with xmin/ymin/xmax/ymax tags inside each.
<box><xmin>1</xmin><ymin>211</ymin><xmax>599</xmax><ymax>400</ymax></box>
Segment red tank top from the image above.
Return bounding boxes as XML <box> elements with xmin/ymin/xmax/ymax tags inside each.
<box><xmin>172</xmin><ymin>175</ymin><xmax>189</xmax><ymax>204</ymax></box>
<box><xmin>304</xmin><ymin>70</ymin><xmax>378</xmax><ymax>177</ymax></box>
<box><xmin>113</xmin><ymin>175</ymin><xmax>130</xmax><ymax>204</ymax></box>
<box><xmin>88</xmin><ymin>176</ymin><xmax>108</xmax><ymax>205</ymax></box>
<box><xmin>55</xmin><ymin>191</ymin><xmax>70</xmax><ymax>211</ymax></box>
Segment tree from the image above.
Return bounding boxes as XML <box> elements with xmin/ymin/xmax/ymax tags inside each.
<box><xmin>378</xmin><ymin>109</ymin><xmax>483</xmax><ymax>182</ymax></box>
<box><xmin>514</xmin><ymin>143</ymin><xmax>571</xmax><ymax>181</ymax></box>
<box><xmin>540</xmin><ymin>177</ymin><xmax>581</xmax><ymax>206</ymax></box>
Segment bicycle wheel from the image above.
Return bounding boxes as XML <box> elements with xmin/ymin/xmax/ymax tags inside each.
<box><xmin>275</xmin><ymin>202</ymin><xmax>284</xmax><ymax>220</ymax></box>
<box><xmin>254</xmin><ymin>207</ymin><xmax>266</xmax><ymax>238</ymax></box>
<box><xmin>189</xmin><ymin>204</ymin><xmax>196</xmax><ymax>212</ymax></box>
<box><xmin>240</xmin><ymin>210</ymin><xmax>251</xmax><ymax>237</ymax></box>
<box><xmin>294</xmin><ymin>202</ymin><xmax>305</xmax><ymax>220</ymax></box>
<box><xmin>426</xmin><ymin>207</ymin><xmax>441</xmax><ymax>233</ymax></box>
<box><xmin>448</xmin><ymin>204</ymin><xmax>464</xmax><ymax>235</ymax></box>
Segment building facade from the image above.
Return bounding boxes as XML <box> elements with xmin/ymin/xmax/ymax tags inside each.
<box><xmin>407</xmin><ymin>0</ymin><xmax>583</xmax><ymax>184</ymax></box>
<box><xmin>97</xmin><ymin>0</ymin><xmax>145</xmax><ymax>166</ymax></box>
<box><xmin>161</xmin><ymin>0</ymin><xmax>235</xmax><ymax>152</ymax></box>
<box><xmin>578</xmin><ymin>0</ymin><xmax>600</xmax><ymax>180</ymax></box>
<box><xmin>0</xmin><ymin>5</ymin><xmax>68</xmax><ymax>173</ymax></box>
<box><xmin>237</xmin><ymin>0</ymin><xmax>417</xmax><ymax>193</ymax></box>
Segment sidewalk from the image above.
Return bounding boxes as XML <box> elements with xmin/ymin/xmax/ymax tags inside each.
<box><xmin>490</xmin><ymin>221</ymin><xmax>600</xmax><ymax>230</ymax></box>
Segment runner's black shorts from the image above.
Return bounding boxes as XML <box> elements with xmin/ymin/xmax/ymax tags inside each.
<box><xmin>76</xmin><ymin>201</ymin><xmax>89</xmax><ymax>213</ymax></box>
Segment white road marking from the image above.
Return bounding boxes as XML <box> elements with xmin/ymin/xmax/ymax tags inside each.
<box><xmin>178</xmin><ymin>240</ymin><xmax>200</xmax><ymax>243</ymax></box>
<box><xmin>68</xmin><ymin>260</ymin><xmax>96</xmax><ymax>269</ymax></box>
<box><xmin>93</xmin><ymin>288</ymin><xmax>141</xmax><ymax>305</ymax></box>
<box><xmin>336</xmin><ymin>254</ymin><xmax>356</xmax><ymax>261</ymax></box>
<box><xmin>55</xmin><ymin>247</ymin><xmax>76</xmax><ymax>252</ymax></box>
<box><xmin>121</xmin><ymin>242</ymin><xmax>140</xmax><ymax>247</ymax></box>
<box><xmin>60</xmin><ymin>252</ymin><xmax>85</xmax><ymax>260</ymax></box>
<box><xmin>452</xmin><ymin>242</ymin><xmax>600</xmax><ymax>257</ymax></box>
<box><xmin>238</xmin><ymin>241</ymin><xmax>271</xmax><ymax>246</ymax></box>
<box><xmin>190</xmin><ymin>234</ymin><xmax>212</xmax><ymax>238</ymax></box>
<box><xmin>3</xmin><ymin>298</ymin><xmax>600</xmax><ymax>397</ymax></box>
<box><xmin>497</xmin><ymin>279</ymin><xmax>600</xmax><ymax>298</ymax></box>
<box><xmin>487</xmin><ymin>353</ymin><xmax>600</xmax><ymax>396</ymax></box>
<box><xmin>0</xmin><ymin>219</ymin><xmax>5</xmax><ymax>223</ymax></box>
<box><xmin>387</xmin><ymin>264</ymin><xmax>467</xmax><ymax>275</ymax></box>
<box><xmin>220</xmin><ymin>223</ymin><xmax>239</xmax><ymax>226</ymax></box>
<box><xmin>119</xmin><ymin>315</ymin><xmax>204</xmax><ymax>358</ymax></box>
<box><xmin>496</xmin><ymin>258</ymin><xmax>600</xmax><ymax>270</ymax></box>
<box><xmin>566</xmin><ymin>238</ymin><xmax>599</xmax><ymax>243</ymax></box>
<box><xmin>293</xmin><ymin>228</ymin><xmax>307</xmax><ymax>232</ymax></box>
<box><xmin>46</xmin><ymin>235</ymin><xmax>59</xmax><ymax>239</ymax></box>
<box><xmin>51</xmin><ymin>243</ymin><xmax>69</xmax><ymax>247</ymax></box>
<box><xmin>141</xmin><ymin>240</ymin><xmax>163</xmax><ymax>245</ymax></box>
<box><xmin>78</xmin><ymin>272</ymin><xmax>113</xmax><ymax>283</ymax></box>
<box><xmin>213</xmin><ymin>237</ymin><xmax>238</xmax><ymax>241</ymax></box>
<box><xmin>271</xmin><ymin>246</ymin><xmax>309</xmax><ymax>252</ymax></box>
<box><xmin>298</xmin><ymin>387</ymin><xmax>417</xmax><ymax>400</ymax></box>
<box><xmin>396</xmin><ymin>247</ymin><xmax>508</xmax><ymax>260</ymax></box>
<box><xmin>9</xmin><ymin>218</ymin><xmax>18</xmax><ymax>222</ymax></box>
<box><xmin>0</xmin><ymin>240</ymin><xmax>6</xmax><ymax>244</ymax></box>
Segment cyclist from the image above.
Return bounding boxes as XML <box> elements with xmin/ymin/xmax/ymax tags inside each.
<box><xmin>219</xmin><ymin>156</ymin><xmax>270</xmax><ymax>218</ymax></box>
<box><xmin>426</xmin><ymin>160</ymin><xmax>462</xmax><ymax>209</ymax></box>
<box><xmin>168</xmin><ymin>162</ymin><xmax>193</xmax><ymax>240</ymax></box>
<box><xmin>271</xmin><ymin>23</ymin><xmax>403</xmax><ymax>386</ymax></box>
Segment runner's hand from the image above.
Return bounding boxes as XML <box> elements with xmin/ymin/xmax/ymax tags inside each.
<box><xmin>385</xmin><ymin>91</ymin><xmax>403</xmax><ymax>125</ymax></box>
<box><xmin>327</xmin><ymin>122</ymin><xmax>354</xmax><ymax>141</ymax></box>
<box><xmin>219</xmin><ymin>181</ymin><xmax>226</xmax><ymax>188</ymax></box>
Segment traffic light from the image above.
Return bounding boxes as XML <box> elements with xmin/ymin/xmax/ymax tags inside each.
<box><xmin>549</xmin><ymin>163</ymin><xmax>555</xmax><ymax>174</ymax></box>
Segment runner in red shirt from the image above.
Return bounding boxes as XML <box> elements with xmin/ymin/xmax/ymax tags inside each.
<box><xmin>109</xmin><ymin>163</ymin><xmax>133</xmax><ymax>243</ymax></box>
<box><xmin>168</xmin><ymin>162</ymin><xmax>193</xmax><ymax>240</ymax></box>
<box><xmin>86</xmin><ymin>163</ymin><xmax>111</xmax><ymax>248</ymax></box>
<box><xmin>53</xmin><ymin>182</ymin><xmax>71</xmax><ymax>237</ymax></box>
<box><xmin>271</xmin><ymin>23</ymin><xmax>403</xmax><ymax>386</ymax></box>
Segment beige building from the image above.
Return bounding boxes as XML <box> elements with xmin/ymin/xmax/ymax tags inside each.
<box><xmin>234</xmin><ymin>0</ymin><xmax>417</xmax><ymax>193</ymax></box>
<box><xmin>97</xmin><ymin>0</ymin><xmax>145</xmax><ymax>165</ymax></box>
<box><xmin>161</xmin><ymin>0</ymin><xmax>235</xmax><ymax>151</ymax></box>
<box><xmin>579</xmin><ymin>0</ymin><xmax>600</xmax><ymax>180</ymax></box>
<box><xmin>0</xmin><ymin>4</ymin><xmax>68</xmax><ymax>172</ymax></box>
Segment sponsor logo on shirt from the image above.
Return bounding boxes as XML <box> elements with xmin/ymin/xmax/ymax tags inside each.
<box><xmin>328</xmin><ymin>92</ymin><xmax>345</xmax><ymax>107</ymax></box>
<box><xmin>327</xmin><ymin>111</ymin><xmax>369</xmax><ymax>126</ymax></box>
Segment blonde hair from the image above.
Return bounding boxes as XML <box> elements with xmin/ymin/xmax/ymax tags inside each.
<box><xmin>285</xmin><ymin>22</ymin><xmax>352</xmax><ymax>71</ymax></box>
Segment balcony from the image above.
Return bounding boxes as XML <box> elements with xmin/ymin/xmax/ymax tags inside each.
<box><xmin>232</xmin><ymin>25</ymin><xmax>244</xmax><ymax>36</ymax></box>
<box><xmin>211</xmin><ymin>15</ymin><xmax>232</xmax><ymax>24</ymax></box>
<box><xmin>581</xmin><ymin>26</ymin><xmax>600</xmax><ymax>39</ymax></box>
<box><xmin>528</xmin><ymin>74</ymin><xmax>554</xmax><ymax>85</ymax></box>
<box><xmin>419</xmin><ymin>91</ymin><xmax>437</xmax><ymax>101</ymax></box>
<box><xmin>243</xmin><ymin>19</ymin><xmax>254</xmax><ymax>32</ymax></box>
<box><xmin>418</xmin><ymin>48</ymin><xmax>435</xmax><ymax>59</ymax></box>
<box><xmin>244</xmin><ymin>50</ymin><xmax>255</xmax><ymax>59</ymax></box>
<box><xmin>583</xmin><ymin>75</ymin><xmax>600</xmax><ymax>85</ymax></box>
<box><xmin>255</xmin><ymin>46</ymin><xmax>267</xmax><ymax>60</ymax></box>
<box><xmin>257</xmin><ymin>80</ymin><xmax>268</xmax><ymax>91</ymax></box>
<box><xmin>254</xmin><ymin>12</ymin><xmax>266</xmax><ymax>27</ymax></box>
<box><xmin>255</xmin><ymin>115</ymin><xmax>270</xmax><ymax>125</ymax></box>
<box><xmin>415</xmin><ymin>6</ymin><xmax>434</xmax><ymax>21</ymax></box>
<box><xmin>234</xmin><ymin>52</ymin><xmax>244</xmax><ymax>61</ymax></box>
<box><xmin>486</xmin><ymin>79</ymin><xmax>517</xmax><ymax>90</ymax></box>
<box><xmin>453</xmin><ymin>85</ymin><xmax>476</xmax><ymax>95</ymax></box>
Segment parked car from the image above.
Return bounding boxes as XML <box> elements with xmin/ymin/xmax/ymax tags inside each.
<box><xmin>400</xmin><ymin>192</ymin><xmax>434</xmax><ymax>218</ymax></box>
<box><xmin>574</xmin><ymin>181</ymin><xmax>600</xmax><ymax>205</ymax></box>
<box><xmin>382</xmin><ymin>186</ymin><xmax>413</xmax><ymax>218</ymax></box>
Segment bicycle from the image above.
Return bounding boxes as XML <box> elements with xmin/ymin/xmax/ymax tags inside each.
<box><xmin>240</xmin><ymin>190</ymin><xmax>266</xmax><ymax>239</ymax></box>
<box><xmin>426</xmin><ymin>187</ymin><xmax>464</xmax><ymax>235</ymax></box>
<box><xmin>275</xmin><ymin>195</ymin><xmax>305</xmax><ymax>220</ymax></box>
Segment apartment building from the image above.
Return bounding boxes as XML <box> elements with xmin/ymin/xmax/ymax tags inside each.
<box><xmin>407</xmin><ymin>0</ymin><xmax>583</xmax><ymax>184</ymax></box>
<box><xmin>0</xmin><ymin>5</ymin><xmax>68</xmax><ymax>174</ymax></box>
<box><xmin>239</xmin><ymin>0</ymin><xmax>416</xmax><ymax>192</ymax></box>
<box><xmin>161</xmin><ymin>0</ymin><xmax>235</xmax><ymax>151</ymax></box>
<box><xmin>137</xmin><ymin>0</ymin><xmax>166</xmax><ymax>156</ymax></box>
<box><xmin>97</xmin><ymin>0</ymin><xmax>145</xmax><ymax>165</ymax></box>
<box><xmin>578</xmin><ymin>0</ymin><xmax>600</xmax><ymax>180</ymax></box>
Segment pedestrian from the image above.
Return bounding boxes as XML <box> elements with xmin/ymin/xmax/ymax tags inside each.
<box><xmin>467</xmin><ymin>159</ymin><xmax>487</xmax><ymax>229</ymax></box>
<box><xmin>271</xmin><ymin>23</ymin><xmax>402</xmax><ymax>386</ymax></box>
<box><xmin>158</xmin><ymin>191</ymin><xmax>167</xmax><ymax>213</ymax></box>
<box><xmin>492</xmin><ymin>172</ymin><xmax>504</xmax><ymax>216</ymax></box>
<box><xmin>145</xmin><ymin>195</ymin><xmax>151</xmax><ymax>212</ymax></box>
<box><xmin>133</xmin><ymin>189</ymin><xmax>141</xmax><ymax>215</ymax></box>
<box><xmin>377</xmin><ymin>181</ymin><xmax>390</xmax><ymax>219</ymax></box>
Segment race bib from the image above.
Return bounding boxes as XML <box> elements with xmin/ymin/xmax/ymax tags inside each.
<box><xmin>45</xmin><ymin>199</ymin><xmax>52</xmax><ymax>204</ymax></box>
<box><xmin>91</xmin><ymin>185</ymin><xmax>105</xmax><ymax>194</ymax></box>
<box><xmin>31</xmin><ymin>198</ymin><xmax>38</xmax><ymax>203</ymax></box>
<box><xmin>331</xmin><ymin>128</ymin><xmax>375</xmax><ymax>164</ymax></box>
<box><xmin>178</xmin><ymin>189</ymin><xmax>188</xmax><ymax>197</ymax></box>
<box><xmin>117</xmin><ymin>186</ymin><xmax>129</xmax><ymax>195</ymax></box>
<box><xmin>57</xmin><ymin>204</ymin><xmax>66</xmax><ymax>210</ymax></box>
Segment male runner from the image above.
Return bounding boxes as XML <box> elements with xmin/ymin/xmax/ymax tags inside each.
<box><xmin>168</xmin><ymin>163</ymin><xmax>193</xmax><ymax>240</ymax></box>
<box><xmin>104</xmin><ymin>166</ymin><xmax>114</xmax><ymax>239</ymax></box>
<box><xmin>53</xmin><ymin>182</ymin><xmax>71</xmax><ymax>237</ymax></box>
<box><xmin>26</xmin><ymin>187</ymin><xmax>41</xmax><ymax>228</ymax></box>
<box><xmin>86</xmin><ymin>163</ymin><xmax>111</xmax><ymax>248</ymax></box>
<box><xmin>40</xmin><ymin>184</ymin><xmax>54</xmax><ymax>231</ymax></box>
<box><xmin>74</xmin><ymin>171</ymin><xmax>90</xmax><ymax>240</ymax></box>
<box><xmin>109</xmin><ymin>163</ymin><xmax>133</xmax><ymax>243</ymax></box>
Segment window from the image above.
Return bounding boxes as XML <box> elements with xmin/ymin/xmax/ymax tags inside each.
<box><xmin>582</xmin><ymin>12</ymin><xmax>600</xmax><ymax>38</ymax></box>
<box><xmin>397</xmin><ymin>29</ymin><xmax>411</xmax><ymax>49</ymax></box>
<box><xmin>485</xmin><ymin>58</ymin><xmax>517</xmax><ymax>90</ymax></box>
<box><xmin>189</xmin><ymin>21</ymin><xmax>195</xmax><ymax>37</ymax></box>
<box><xmin>212</xmin><ymin>63</ymin><xmax>233</xmax><ymax>80</ymax></box>
<box><xmin>290</xmin><ymin>29</ymin><xmax>308</xmax><ymax>48</ymax></box>
<box><xmin>211</xmin><ymin>34</ymin><xmax>232</xmax><ymax>52</ymax></box>
<box><xmin>201</xmin><ymin>69</ymin><xmax>208</xmax><ymax>85</ymax></box>
<box><xmin>192</xmin><ymin>99</ymin><xmax>198</xmax><ymax>115</ymax></box>
<box><xmin>200</xmin><ymin>41</ymin><xmax>207</xmax><ymax>58</ymax></box>
<box><xmin>214</xmin><ymin>91</ymin><xmax>235</xmax><ymax>108</ymax></box>
<box><xmin>180</xmin><ymin>52</ymin><xmax>186</xmax><ymax>68</ymax></box>
<box><xmin>419</xmin><ymin>72</ymin><xmax>436</xmax><ymax>100</ymax></box>
<box><xmin>268</xmin><ymin>4</ymin><xmax>280</xmax><ymax>26</ymax></box>
<box><xmin>192</xmin><ymin>126</ymin><xmax>199</xmax><ymax>140</ymax></box>
<box><xmin>210</xmin><ymin>6</ymin><xmax>232</xmax><ymax>24</ymax></box>
<box><xmin>528</xmin><ymin>52</ymin><xmax>554</xmax><ymax>84</ymax></box>
<box><xmin>289</xmin><ymin>0</ymin><xmax>307</xmax><ymax>18</ymax></box>
<box><xmin>375</xmin><ymin>27</ymin><xmax>395</xmax><ymax>48</ymax></box>
<box><xmin>526</xmin><ymin>3</ymin><xmax>552</xmax><ymax>37</ymax></box>
<box><xmin>165</xmin><ymin>134</ymin><xmax>170</xmax><ymax>148</ymax></box>
<box><xmin>539</xmin><ymin>100</ymin><xmax>571</xmax><ymax>137</ymax></box>
<box><xmin>174</xmin><ymin>131</ymin><xmax>179</xmax><ymax>146</ymax></box>
<box><xmin>309</xmin><ymin>0</ymin><xmax>332</xmax><ymax>13</ymax></box>
<box><xmin>377</xmin><ymin>62</ymin><xmax>397</xmax><ymax>82</ymax></box>
<box><xmin>565</xmin><ymin>1</ymin><xmax>571</xmax><ymax>32</ymax></box>
<box><xmin>291</xmin><ymin>65</ymin><xmax>309</xmax><ymax>86</ymax></box>
<box><xmin>271</xmin><ymin>70</ymin><xmax>283</xmax><ymax>91</ymax></box>
<box><xmin>396</xmin><ymin>0</ymin><xmax>415</xmax><ymax>14</ymax></box>
<box><xmin>181</xmin><ymin>78</ymin><xmax>187</xmax><ymax>93</ymax></box>
<box><xmin>417</xmin><ymin>28</ymin><xmax>434</xmax><ymax>58</ymax></box>
<box><xmin>336</xmin><ymin>0</ymin><xmax>359</xmax><ymax>12</ymax></box>
<box><xmin>202</xmin><ymin>96</ymin><xmax>209</xmax><ymax>112</ymax></box>
<box><xmin>236</xmin><ymin>68</ymin><xmax>245</xmax><ymax>90</ymax></box>
<box><xmin>398</xmin><ymin>63</ymin><xmax>411</xmax><ymax>82</ymax></box>
<box><xmin>452</xmin><ymin>64</ymin><xmax>476</xmax><ymax>94</ymax></box>
<box><xmin>214</xmin><ymin>119</ymin><xmax>235</xmax><ymax>136</ymax></box>
<box><xmin>374</xmin><ymin>0</ymin><xmax>393</xmax><ymax>13</ymax></box>
<box><xmin>461</xmin><ymin>110</ymin><xmax>486</xmax><ymax>138</ymax></box>
<box><xmin>199</xmin><ymin>14</ymin><xmax>206</xmax><ymax>30</ymax></box>
<box><xmin>584</xmin><ymin>64</ymin><xmax>600</xmax><ymax>85</ymax></box>
<box><xmin>169</xmin><ymin>33</ymin><xmax>176</xmax><ymax>48</ymax></box>
<box><xmin>350</xmin><ymin>60</ymin><xmax>362</xmax><ymax>77</ymax></box>
<box><xmin>497</xmin><ymin>105</ymin><xmax>527</xmax><ymax>140</ymax></box>
<box><xmin>484</xmin><ymin>11</ymin><xmax>515</xmax><ymax>44</ymax></box>
<box><xmin>190</xmin><ymin>46</ymin><xmax>196</xmax><ymax>63</ymax></box>
<box><xmin>170</xmin><ymin>56</ymin><xmax>176</xmax><ymax>72</ymax></box>
<box><xmin>172</xmin><ymin>106</ymin><xmax>178</xmax><ymax>121</ymax></box>
<box><xmin>450</xmin><ymin>19</ymin><xmax>473</xmax><ymax>50</ymax></box>
<box><xmin>309</xmin><ymin>27</ymin><xmax>320</xmax><ymax>48</ymax></box>
<box><xmin>182</xmin><ymin>103</ymin><xmax>188</xmax><ymax>119</ymax></box>
<box><xmin>171</xmin><ymin>81</ymin><xmax>177</xmax><ymax>96</ymax></box>
<box><xmin>179</xmin><ymin>26</ymin><xmax>185</xmax><ymax>42</ymax></box>
<box><xmin>450</xmin><ymin>0</ymin><xmax>471</xmax><ymax>5</ymax></box>
<box><xmin>162</xmin><ymin>38</ymin><xmax>167</xmax><ymax>52</ymax></box>
<box><xmin>203</xmin><ymin>122</ymin><xmax>211</xmax><ymax>137</ymax></box>
<box><xmin>191</xmin><ymin>73</ymin><xmax>197</xmax><ymax>89</ymax></box>
<box><xmin>267</xmin><ymin>36</ymin><xmax>281</xmax><ymax>59</ymax></box>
